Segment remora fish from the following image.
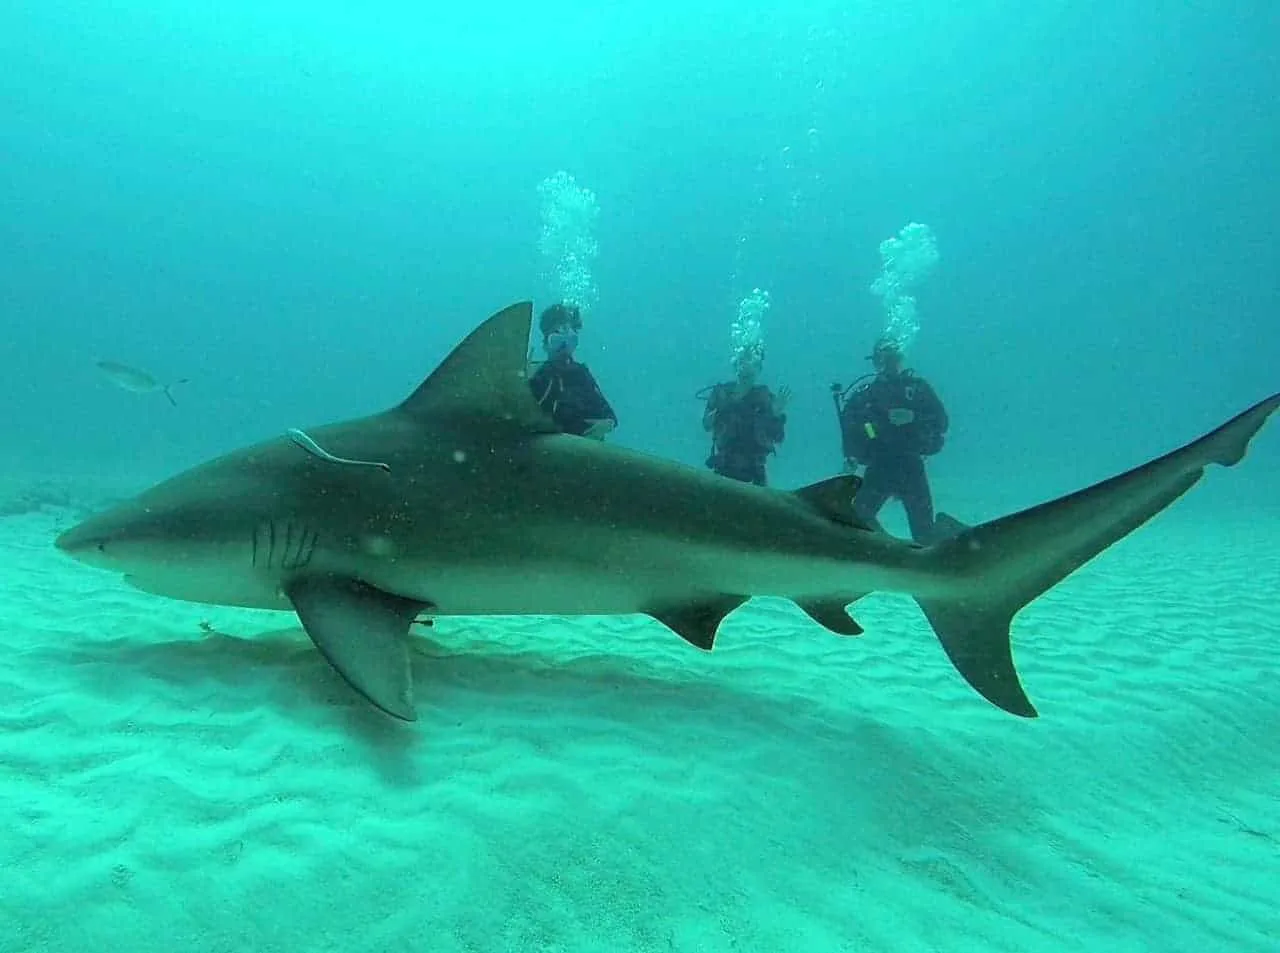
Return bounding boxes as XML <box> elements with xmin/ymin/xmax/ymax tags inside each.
<box><xmin>57</xmin><ymin>302</ymin><xmax>1280</xmax><ymax>721</ymax></box>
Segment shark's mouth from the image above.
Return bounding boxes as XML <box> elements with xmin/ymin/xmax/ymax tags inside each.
<box><xmin>124</xmin><ymin>573</ymin><xmax>186</xmax><ymax>600</ymax></box>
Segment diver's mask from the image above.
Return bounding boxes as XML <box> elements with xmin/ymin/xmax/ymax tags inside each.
<box><xmin>546</xmin><ymin>328</ymin><xmax>579</xmax><ymax>359</ymax></box>
<box><xmin>733</xmin><ymin>348</ymin><xmax>763</xmax><ymax>385</ymax></box>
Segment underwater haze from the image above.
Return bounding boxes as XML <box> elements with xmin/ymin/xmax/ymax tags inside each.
<box><xmin>1</xmin><ymin>2</ymin><xmax>1278</xmax><ymax>952</ymax></box>
<box><xmin>3</xmin><ymin>1</ymin><xmax>1276</xmax><ymax>499</ymax></box>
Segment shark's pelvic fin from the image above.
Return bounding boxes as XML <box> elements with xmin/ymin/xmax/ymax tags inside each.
<box><xmin>397</xmin><ymin>301</ymin><xmax>559</xmax><ymax>433</ymax></box>
<box><xmin>793</xmin><ymin>474</ymin><xmax>872</xmax><ymax>530</ymax></box>
<box><xmin>921</xmin><ymin>391</ymin><xmax>1280</xmax><ymax>718</ymax></box>
<box><xmin>797</xmin><ymin>600</ymin><xmax>865</xmax><ymax>636</ymax></box>
<box><xmin>285</xmin><ymin>575</ymin><xmax>430</xmax><ymax>721</ymax></box>
<box><xmin>649</xmin><ymin>596</ymin><xmax>749</xmax><ymax>650</ymax></box>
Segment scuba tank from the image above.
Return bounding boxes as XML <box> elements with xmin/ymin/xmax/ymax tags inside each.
<box><xmin>830</xmin><ymin>374</ymin><xmax>872</xmax><ymax>427</ymax></box>
<box><xmin>697</xmin><ymin>383</ymin><xmax>723</xmax><ymax>471</ymax></box>
<box><xmin>831</xmin><ymin>374</ymin><xmax>872</xmax><ymax>414</ymax></box>
<box><xmin>832</xmin><ymin>374</ymin><xmax>873</xmax><ymax>473</ymax></box>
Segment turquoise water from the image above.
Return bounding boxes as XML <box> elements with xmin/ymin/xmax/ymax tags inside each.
<box><xmin>1</xmin><ymin>3</ymin><xmax>1277</xmax><ymax>950</ymax></box>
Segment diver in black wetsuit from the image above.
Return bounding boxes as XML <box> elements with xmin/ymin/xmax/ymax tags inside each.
<box><xmin>836</xmin><ymin>336</ymin><xmax>948</xmax><ymax>543</ymax></box>
<box><xmin>701</xmin><ymin>348</ymin><xmax>790</xmax><ymax>486</ymax></box>
<box><xmin>528</xmin><ymin>303</ymin><xmax>617</xmax><ymax>439</ymax></box>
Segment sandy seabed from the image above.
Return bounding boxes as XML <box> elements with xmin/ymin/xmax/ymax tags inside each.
<box><xmin>1</xmin><ymin>501</ymin><xmax>1276</xmax><ymax>953</ymax></box>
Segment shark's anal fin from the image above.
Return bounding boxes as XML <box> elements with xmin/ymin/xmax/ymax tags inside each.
<box><xmin>797</xmin><ymin>599</ymin><xmax>864</xmax><ymax>636</ymax></box>
<box><xmin>285</xmin><ymin>575</ymin><xmax>430</xmax><ymax>721</ymax></box>
<box><xmin>649</xmin><ymin>596</ymin><xmax>748</xmax><ymax>651</ymax></box>
<box><xmin>793</xmin><ymin>475</ymin><xmax>874</xmax><ymax>530</ymax></box>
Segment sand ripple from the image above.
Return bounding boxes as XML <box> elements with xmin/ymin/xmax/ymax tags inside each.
<box><xmin>1</xmin><ymin>510</ymin><xmax>1277</xmax><ymax>952</ymax></box>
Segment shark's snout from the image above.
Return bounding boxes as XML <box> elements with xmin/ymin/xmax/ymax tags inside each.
<box><xmin>55</xmin><ymin>527</ymin><xmax>104</xmax><ymax>554</ymax></box>
<box><xmin>55</xmin><ymin>519</ymin><xmax>117</xmax><ymax>567</ymax></box>
<box><xmin>54</xmin><ymin>501</ymin><xmax>163</xmax><ymax>571</ymax></box>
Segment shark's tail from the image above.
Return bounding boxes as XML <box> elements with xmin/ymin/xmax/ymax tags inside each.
<box><xmin>917</xmin><ymin>393</ymin><xmax>1280</xmax><ymax>717</ymax></box>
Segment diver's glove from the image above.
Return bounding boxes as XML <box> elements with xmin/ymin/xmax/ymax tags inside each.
<box><xmin>584</xmin><ymin>418</ymin><xmax>616</xmax><ymax>440</ymax></box>
<box><xmin>771</xmin><ymin>385</ymin><xmax>792</xmax><ymax>416</ymax></box>
<box><xmin>918</xmin><ymin>429</ymin><xmax>945</xmax><ymax>456</ymax></box>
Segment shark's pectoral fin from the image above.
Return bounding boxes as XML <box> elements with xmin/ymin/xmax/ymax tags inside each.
<box><xmin>285</xmin><ymin>575</ymin><xmax>430</xmax><ymax>721</ymax></box>
<box><xmin>649</xmin><ymin>596</ymin><xmax>748</xmax><ymax>650</ymax></box>
<box><xmin>793</xmin><ymin>475</ymin><xmax>875</xmax><ymax>531</ymax></box>
<box><xmin>797</xmin><ymin>599</ymin><xmax>864</xmax><ymax>636</ymax></box>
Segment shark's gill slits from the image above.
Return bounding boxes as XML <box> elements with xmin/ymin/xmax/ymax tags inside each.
<box><xmin>252</xmin><ymin>521</ymin><xmax>318</xmax><ymax>571</ymax></box>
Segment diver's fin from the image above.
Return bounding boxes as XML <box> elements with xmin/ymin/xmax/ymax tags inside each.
<box><xmin>649</xmin><ymin>596</ymin><xmax>749</xmax><ymax>650</ymax></box>
<box><xmin>397</xmin><ymin>301</ymin><xmax>558</xmax><ymax>433</ymax></box>
<box><xmin>793</xmin><ymin>474</ymin><xmax>873</xmax><ymax>529</ymax></box>
<box><xmin>285</xmin><ymin>575</ymin><xmax>429</xmax><ymax>721</ymax></box>
<box><xmin>919</xmin><ymin>392</ymin><xmax>1280</xmax><ymax>717</ymax></box>
<box><xmin>797</xmin><ymin>599</ymin><xmax>864</xmax><ymax>636</ymax></box>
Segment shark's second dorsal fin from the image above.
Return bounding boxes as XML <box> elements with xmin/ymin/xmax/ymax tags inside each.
<box><xmin>793</xmin><ymin>474</ymin><xmax>873</xmax><ymax>530</ymax></box>
<box><xmin>398</xmin><ymin>301</ymin><xmax>559</xmax><ymax>432</ymax></box>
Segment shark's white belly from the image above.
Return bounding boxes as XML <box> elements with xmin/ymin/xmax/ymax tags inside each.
<box><xmin>352</xmin><ymin>531</ymin><xmax>914</xmax><ymax>616</ymax></box>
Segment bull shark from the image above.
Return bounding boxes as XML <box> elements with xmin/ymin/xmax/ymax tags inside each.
<box><xmin>55</xmin><ymin>302</ymin><xmax>1280</xmax><ymax>722</ymax></box>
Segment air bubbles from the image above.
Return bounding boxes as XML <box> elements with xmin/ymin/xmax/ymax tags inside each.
<box><xmin>537</xmin><ymin>171</ymin><xmax>600</xmax><ymax>316</ymax></box>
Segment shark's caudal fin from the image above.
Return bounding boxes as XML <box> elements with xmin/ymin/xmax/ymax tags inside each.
<box><xmin>161</xmin><ymin>378</ymin><xmax>189</xmax><ymax>408</ymax></box>
<box><xmin>397</xmin><ymin>301</ymin><xmax>558</xmax><ymax>433</ymax></box>
<box><xmin>918</xmin><ymin>393</ymin><xmax>1280</xmax><ymax>718</ymax></box>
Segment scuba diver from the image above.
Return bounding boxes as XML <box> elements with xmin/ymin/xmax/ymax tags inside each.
<box><xmin>833</xmin><ymin>335</ymin><xmax>948</xmax><ymax>543</ymax></box>
<box><xmin>528</xmin><ymin>303</ymin><xmax>617</xmax><ymax>439</ymax></box>
<box><xmin>700</xmin><ymin>347</ymin><xmax>790</xmax><ymax>486</ymax></box>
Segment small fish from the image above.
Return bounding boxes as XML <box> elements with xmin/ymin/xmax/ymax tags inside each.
<box><xmin>95</xmin><ymin>360</ymin><xmax>188</xmax><ymax>407</ymax></box>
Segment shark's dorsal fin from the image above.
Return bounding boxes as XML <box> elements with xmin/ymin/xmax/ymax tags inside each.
<box><xmin>399</xmin><ymin>301</ymin><xmax>559</xmax><ymax>432</ymax></box>
<box><xmin>793</xmin><ymin>474</ymin><xmax>873</xmax><ymax>530</ymax></box>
